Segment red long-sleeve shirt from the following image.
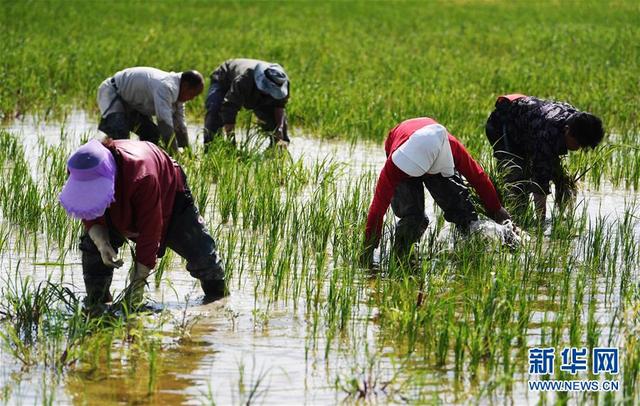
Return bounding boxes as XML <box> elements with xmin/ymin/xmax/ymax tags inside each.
<box><xmin>365</xmin><ymin>118</ymin><xmax>502</xmax><ymax>246</ymax></box>
<box><xmin>84</xmin><ymin>140</ymin><xmax>184</xmax><ymax>268</ymax></box>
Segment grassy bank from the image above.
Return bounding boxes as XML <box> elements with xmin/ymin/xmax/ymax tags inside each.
<box><xmin>2</xmin><ymin>0</ymin><xmax>639</xmax><ymax>142</ymax></box>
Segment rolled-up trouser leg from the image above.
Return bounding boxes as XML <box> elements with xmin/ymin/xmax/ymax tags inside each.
<box><xmin>164</xmin><ymin>178</ymin><xmax>225</xmax><ymax>296</ymax></box>
<box><xmin>203</xmin><ymin>82</ymin><xmax>226</xmax><ymax>145</ymax></box>
<box><xmin>79</xmin><ymin>230</ymin><xmax>126</xmax><ymax>305</ymax></box>
<box><xmin>390</xmin><ymin>178</ymin><xmax>429</xmax><ymax>256</ymax></box>
<box><xmin>129</xmin><ymin>111</ymin><xmax>160</xmax><ymax>145</ymax></box>
<box><xmin>423</xmin><ymin>174</ymin><xmax>478</xmax><ymax>234</ymax></box>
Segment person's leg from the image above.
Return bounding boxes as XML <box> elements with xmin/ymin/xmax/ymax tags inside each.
<box><xmin>389</xmin><ymin>178</ymin><xmax>429</xmax><ymax>257</ymax></box>
<box><xmin>423</xmin><ymin>174</ymin><xmax>478</xmax><ymax>234</ymax></box>
<box><xmin>79</xmin><ymin>229</ymin><xmax>126</xmax><ymax>306</ymax></box>
<box><xmin>129</xmin><ymin>111</ymin><xmax>161</xmax><ymax>144</ymax></box>
<box><xmin>485</xmin><ymin>110</ymin><xmax>529</xmax><ymax>214</ymax></box>
<box><xmin>97</xmin><ymin>82</ymin><xmax>130</xmax><ymax>139</ymax></box>
<box><xmin>163</xmin><ymin>173</ymin><xmax>225</xmax><ymax>297</ymax></box>
<box><xmin>203</xmin><ymin>82</ymin><xmax>226</xmax><ymax>145</ymax></box>
<box><xmin>98</xmin><ymin>112</ymin><xmax>130</xmax><ymax>139</ymax></box>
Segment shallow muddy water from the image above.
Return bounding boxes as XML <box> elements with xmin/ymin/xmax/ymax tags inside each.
<box><xmin>1</xmin><ymin>113</ymin><xmax>639</xmax><ymax>405</ymax></box>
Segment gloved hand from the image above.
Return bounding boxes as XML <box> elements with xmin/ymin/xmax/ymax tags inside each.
<box><xmin>88</xmin><ymin>225</ymin><xmax>123</xmax><ymax>268</ymax></box>
<box><xmin>126</xmin><ymin>262</ymin><xmax>151</xmax><ymax>307</ymax></box>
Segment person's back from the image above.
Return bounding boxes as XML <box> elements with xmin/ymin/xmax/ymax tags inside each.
<box><xmin>113</xmin><ymin>67</ymin><xmax>180</xmax><ymax>118</ymax></box>
<box><xmin>503</xmin><ymin>96</ymin><xmax>578</xmax><ymax>154</ymax></box>
<box><xmin>211</xmin><ymin>59</ymin><xmax>263</xmax><ymax>88</ymax></box>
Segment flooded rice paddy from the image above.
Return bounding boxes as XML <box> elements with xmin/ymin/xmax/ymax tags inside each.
<box><xmin>0</xmin><ymin>113</ymin><xmax>639</xmax><ymax>405</ymax></box>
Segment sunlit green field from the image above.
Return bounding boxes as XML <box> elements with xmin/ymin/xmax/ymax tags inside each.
<box><xmin>1</xmin><ymin>1</ymin><xmax>640</xmax><ymax>405</ymax></box>
<box><xmin>2</xmin><ymin>0</ymin><xmax>639</xmax><ymax>138</ymax></box>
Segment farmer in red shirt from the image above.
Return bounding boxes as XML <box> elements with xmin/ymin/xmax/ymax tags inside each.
<box><xmin>363</xmin><ymin>118</ymin><xmax>512</xmax><ymax>264</ymax></box>
<box><xmin>59</xmin><ymin>139</ymin><xmax>225</xmax><ymax>308</ymax></box>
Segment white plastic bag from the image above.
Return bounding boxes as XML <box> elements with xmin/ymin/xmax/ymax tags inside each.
<box><xmin>469</xmin><ymin>219</ymin><xmax>529</xmax><ymax>248</ymax></box>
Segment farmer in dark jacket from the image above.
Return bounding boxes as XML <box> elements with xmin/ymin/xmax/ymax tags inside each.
<box><xmin>485</xmin><ymin>94</ymin><xmax>604</xmax><ymax>220</ymax></box>
<box><xmin>204</xmin><ymin>58</ymin><xmax>290</xmax><ymax>147</ymax></box>
<box><xmin>59</xmin><ymin>139</ymin><xmax>225</xmax><ymax>308</ymax></box>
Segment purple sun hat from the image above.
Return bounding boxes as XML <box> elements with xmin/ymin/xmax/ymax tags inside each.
<box><xmin>59</xmin><ymin>139</ymin><xmax>117</xmax><ymax>220</ymax></box>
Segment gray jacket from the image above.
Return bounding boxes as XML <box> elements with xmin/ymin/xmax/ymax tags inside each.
<box><xmin>98</xmin><ymin>67</ymin><xmax>187</xmax><ymax>143</ymax></box>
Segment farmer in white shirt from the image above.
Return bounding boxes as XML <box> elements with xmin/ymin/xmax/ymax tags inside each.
<box><xmin>97</xmin><ymin>67</ymin><xmax>204</xmax><ymax>150</ymax></box>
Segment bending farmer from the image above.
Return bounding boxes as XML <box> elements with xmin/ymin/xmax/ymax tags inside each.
<box><xmin>204</xmin><ymin>59</ymin><xmax>290</xmax><ymax>147</ymax></box>
<box><xmin>59</xmin><ymin>139</ymin><xmax>225</xmax><ymax>308</ymax></box>
<box><xmin>97</xmin><ymin>67</ymin><xmax>204</xmax><ymax>151</ymax></box>
<box><xmin>363</xmin><ymin>118</ymin><xmax>512</xmax><ymax>264</ymax></box>
<box><xmin>485</xmin><ymin>94</ymin><xmax>604</xmax><ymax>221</ymax></box>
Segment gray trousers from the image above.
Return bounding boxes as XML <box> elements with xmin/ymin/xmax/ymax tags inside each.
<box><xmin>390</xmin><ymin>174</ymin><xmax>478</xmax><ymax>255</ymax></box>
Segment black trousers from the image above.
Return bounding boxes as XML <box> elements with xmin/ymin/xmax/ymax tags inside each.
<box><xmin>390</xmin><ymin>174</ymin><xmax>478</xmax><ymax>255</ymax></box>
<box><xmin>98</xmin><ymin>109</ymin><xmax>161</xmax><ymax>144</ymax></box>
<box><xmin>203</xmin><ymin>82</ymin><xmax>289</xmax><ymax>145</ymax></box>
<box><xmin>485</xmin><ymin>106</ymin><xmax>532</xmax><ymax>212</ymax></box>
<box><xmin>79</xmin><ymin>174</ymin><xmax>224</xmax><ymax>304</ymax></box>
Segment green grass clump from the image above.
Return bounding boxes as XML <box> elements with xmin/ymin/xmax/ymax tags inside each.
<box><xmin>2</xmin><ymin>1</ymin><xmax>639</xmax><ymax>186</ymax></box>
<box><xmin>2</xmin><ymin>1</ymin><xmax>639</xmax><ymax>142</ymax></box>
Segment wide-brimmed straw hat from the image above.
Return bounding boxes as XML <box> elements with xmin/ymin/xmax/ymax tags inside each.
<box><xmin>254</xmin><ymin>62</ymin><xmax>288</xmax><ymax>100</ymax></box>
<box><xmin>59</xmin><ymin>139</ymin><xmax>117</xmax><ymax>220</ymax></box>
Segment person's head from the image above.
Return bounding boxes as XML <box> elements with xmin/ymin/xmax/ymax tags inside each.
<box><xmin>59</xmin><ymin>139</ymin><xmax>117</xmax><ymax>220</ymax></box>
<box><xmin>564</xmin><ymin>112</ymin><xmax>604</xmax><ymax>151</ymax></box>
<box><xmin>178</xmin><ymin>70</ymin><xmax>204</xmax><ymax>102</ymax></box>
<box><xmin>253</xmin><ymin>63</ymin><xmax>289</xmax><ymax>100</ymax></box>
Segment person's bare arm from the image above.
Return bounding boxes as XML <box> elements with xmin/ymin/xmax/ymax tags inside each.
<box><xmin>274</xmin><ymin>108</ymin><xmax>285</xmax><ymax>134</ymax></box>
<box><xmin>272</xmin><ymin>107</ymin><xmax>289</xmax><ymax>147</ymax></box>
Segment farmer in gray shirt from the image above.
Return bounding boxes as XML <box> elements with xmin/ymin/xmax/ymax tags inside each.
<box><xmin>204</xmin><ymin>59</ymin><xmax>290</xmax><ymax>147</ymax></box>
<box><xmin>97</xmin><ymin>67</ymin><xmax>204</xmax><ymax>151</ymax></box>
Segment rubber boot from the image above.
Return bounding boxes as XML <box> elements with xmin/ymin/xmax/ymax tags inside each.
<box><xmin>200</xmin><ymin>278</ymin><xmax>227</xmax><ymax>298</ymax></box>
<box><xmin>83</xmin><ymin>275</ymin><xmax>113</xmax><ymax>316</ymax></box>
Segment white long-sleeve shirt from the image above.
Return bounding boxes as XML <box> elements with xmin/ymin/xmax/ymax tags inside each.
<box><xmin>98</xmin><ymin>67</ymin><xmax>186</xmax><ymax>134</ymax></box>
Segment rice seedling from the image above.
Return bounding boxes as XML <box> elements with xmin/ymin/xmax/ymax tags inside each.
<box><xmin>1</xmin><ymin>125</ymin><xmax>638</xmax><ymax>402</ymax></box>
<box><xmin>0</xmin><ymin>1</ymin><xmax>639</xmax><ymax>402</ymax></box>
